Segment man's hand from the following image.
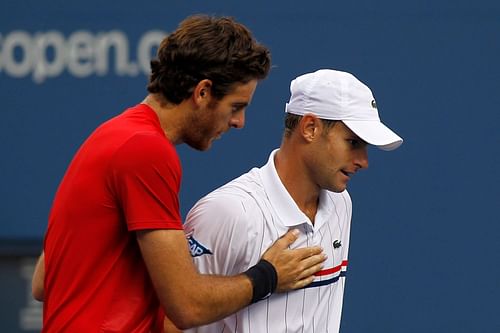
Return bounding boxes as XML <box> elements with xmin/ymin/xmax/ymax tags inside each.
<box><xmin>261</xmin><ymin>229</ymin><xmax>326</xmax><ymax>292</ymax></box>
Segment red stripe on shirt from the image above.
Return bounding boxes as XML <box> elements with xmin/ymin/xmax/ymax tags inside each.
<box><xmin>314</xmin><ymin>260</ymin><xmax>348</xmax><ymax>276</ymax></box>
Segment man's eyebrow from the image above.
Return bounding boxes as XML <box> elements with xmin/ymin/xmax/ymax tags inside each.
<box><xmin>232</xmin><ymin>101</ymin><xmax>249</xmax><ymax>106</ymax></box>
<box><xmin>347</xmin><ymin>134</ymin><xmax>367</xmax><ymax>144</ymax></box>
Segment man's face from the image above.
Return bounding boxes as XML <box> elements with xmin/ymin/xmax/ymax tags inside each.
<box><xmin>307</xmin><ymin>121</ymin><xmax>369</xmax><ymax>193</ymax></box>
<box><xmin>184</xmin><ymin>79</ymin><xmax>258</xmax><ymax>151</ymax></box>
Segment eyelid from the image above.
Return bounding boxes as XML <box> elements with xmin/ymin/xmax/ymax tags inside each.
<box><xmin>232</xmin><ymin>104</ymin><xmax>246</xmax><ymax>112</ymax></box>
<box><xmin>348</xmin><ymin>138</ymin><xmax>361</xmax><ymax>147</ymax></box>
<box><xmin>349</xmin><ymin>138</ymin><xmax>368</xmax><ymax>148</ymax></box>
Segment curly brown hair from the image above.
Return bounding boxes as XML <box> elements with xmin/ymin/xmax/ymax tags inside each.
<box><xmin>147</xmin><ymin>15</ymin><xmax>271</xmax><ymax>104</ymax></box>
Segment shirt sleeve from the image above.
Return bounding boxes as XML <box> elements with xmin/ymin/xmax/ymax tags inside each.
<box><xmin>340</xmin><ymin>190</ymin><xmax>352</xmax><ymax>273</ymax></box>
<box><xmin>183</xmin><ymin>191</ymin><xmax>253</xmax><ymax>276</ymax></box>
<box><xmin>109</xmin><ymin>132</ymin><xmax>183</xmax><ymax>231</ymax></box>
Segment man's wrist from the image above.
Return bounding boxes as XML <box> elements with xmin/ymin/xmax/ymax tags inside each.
<box><xmin>243</xmin><ymin>259</ymin><xmax>278</xmax><ymax>304</ymax></box>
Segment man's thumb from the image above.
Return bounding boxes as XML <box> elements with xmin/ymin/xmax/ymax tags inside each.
<box><xmin>278</xmin><ymin>229</ymin><xmax>300</xmax><ymax>247</ymax></box>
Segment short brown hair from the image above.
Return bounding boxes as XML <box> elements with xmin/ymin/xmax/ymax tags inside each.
<box><xmin>283</xmin><ymin>113</ymin><xmax>337</xmax><ymax>137</ymax></box>
<box><xmin>147</xmin><ymin>15</ymin><xmax>271</xmax><ymax>104</ymax></box>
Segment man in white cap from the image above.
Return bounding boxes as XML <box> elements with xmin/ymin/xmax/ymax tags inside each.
<box><xmin>174</xmin><ymin>69</ymin><xmax>403</xmax><ymax>332</ymax></box>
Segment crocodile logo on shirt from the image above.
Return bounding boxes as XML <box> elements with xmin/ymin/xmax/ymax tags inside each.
<box><xmin>186</xmin><ymin>232</ymin><xmax>213</xmax><ymax>257</ymax></box>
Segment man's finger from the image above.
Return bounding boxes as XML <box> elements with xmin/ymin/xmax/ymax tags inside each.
<box><xmin>288</xmin><ymin>246</ymin><xmax>324</xmax><ymax>260</ymax></box>
<box><xmin>288</xmin><ymin>276</ymin><xmax>316</xmax><ymax>291</ymax></box>
<box><xmin>274</xmin><ymin>229</ymin><xmax>300</xmax><ymax>248</ymax></box>
<box><xmin>300</xmin><ymin>253</ymin><xmax>327</xmax><ymax>269</ymax></box>
<box><xmin>296</xmin><ymin>262</ymin><xmax>325</xmax><ymax>281</ymax></box>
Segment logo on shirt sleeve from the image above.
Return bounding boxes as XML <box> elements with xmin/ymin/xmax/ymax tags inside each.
<box><xmin>186</xmin><ymin>231</ymin><xmax>213</xmax><ymax>257</ymax></box>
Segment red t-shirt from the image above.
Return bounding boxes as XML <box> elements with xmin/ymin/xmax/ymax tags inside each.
<box><xmin>43</xmin><ymin>104</ymin><xmax>183</xmax><ymax>332</ymax></box>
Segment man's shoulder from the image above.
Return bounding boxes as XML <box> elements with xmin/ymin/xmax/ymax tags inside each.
<box><xmin>189</xmin><ymin>168</ymin><xmax>265</xmax><ymax>217</ymax></box>
<box><xmin>211</xmin><ymin>168</ymin><xmax>267</xmax><ymax>204</ymax></box>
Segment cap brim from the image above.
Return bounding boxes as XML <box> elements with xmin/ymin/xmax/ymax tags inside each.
<box><xmin>342</xmin><ymin>120</ymin><xmax>403</xmax><ymax>151</ymax></box>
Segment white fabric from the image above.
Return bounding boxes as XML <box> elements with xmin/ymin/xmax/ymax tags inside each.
<box><xmin>183</xmin><ymin>149</ymin><xmax>352</xmax><ymax>333</ymax></box>
<box><xmin>285</xmin><ymin>69</ymin><xmax>403</xmax><ymax>151</ymax></box>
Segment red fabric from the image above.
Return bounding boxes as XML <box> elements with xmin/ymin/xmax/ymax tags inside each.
<box><xmin>43</xmin><ymin>104</ymin><xmax>182</xmax><ymax>332</ymax></box>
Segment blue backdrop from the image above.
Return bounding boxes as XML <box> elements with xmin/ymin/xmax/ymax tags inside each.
<box><xmin>1</xmin><ymin>0</ymin><xmax>499</xmax><ymax>332</ymax></box>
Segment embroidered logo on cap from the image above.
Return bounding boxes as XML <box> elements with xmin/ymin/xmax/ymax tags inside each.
<box><xmin>333</xmin><ymin>240</ymin><xmax>342</xmax><ymax>249</ymax></box>
<box><xmin>371</xmin><ymin>100</ymin><xmax>377</xmax><ymax>109</ymax></box>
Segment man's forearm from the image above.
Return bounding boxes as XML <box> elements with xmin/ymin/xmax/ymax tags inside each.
<box><xmin>32</xmin><ymin>251</ymin><xmax>45</xmax><ymax>301</ymax></box>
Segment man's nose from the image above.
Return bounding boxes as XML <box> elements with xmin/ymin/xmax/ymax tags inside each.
<box><xmin>355</xmin><ymin>146</ymin><xmax>369</xmax><ymax>169</ymax></box>
<box><xmin>230</xmin><ymin>111</ymin><xmax>245</xmax><ymax>129</ymax></box>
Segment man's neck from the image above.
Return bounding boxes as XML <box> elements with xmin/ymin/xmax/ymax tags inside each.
<box><xmin>141</xmin><ymin>93</ymin><xmax>187</xmax><ymax>145</ymax></box>
<box><xmin>274</xmin><ymin>146</ymin><xmax>320</xmax><ymax>224</ymax></box>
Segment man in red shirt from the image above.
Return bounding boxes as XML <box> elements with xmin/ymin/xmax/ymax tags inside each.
<box><xmin>32</xmin><ymin>15</ymin><xmax>325</xmax><ymax>332</ymax></box>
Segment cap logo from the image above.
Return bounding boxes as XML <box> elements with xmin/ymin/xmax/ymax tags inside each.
<box><xmin>371</xmin><ymin>100</ymin><xmax>377</xmax><ymax>109</ymax></box>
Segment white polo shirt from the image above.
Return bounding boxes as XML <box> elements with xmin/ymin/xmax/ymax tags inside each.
<box><xmin>184</xmin><ymin>149</ymin><xmax>352</xmax><ymax>333</ymax></box>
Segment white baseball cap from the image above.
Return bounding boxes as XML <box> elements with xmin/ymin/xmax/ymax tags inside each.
<box><xmin>285</xmin><ymin>69</ymin><xmax>403</xmax><ymax>151</ymax></box>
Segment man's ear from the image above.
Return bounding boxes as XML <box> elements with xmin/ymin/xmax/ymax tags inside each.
<box><xmin>193</xmin><ymin>79</ymin><xmax>212</xmax><ymax>106</ymax></box>
<box><xmin>299</xmin><ymin>114</ymin><xmax>321</xmax><ymax>142</ymax></box>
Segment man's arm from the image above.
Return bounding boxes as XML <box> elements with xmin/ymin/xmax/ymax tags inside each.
<box><xmin>32</xmin><ymin>251</ymin><xmax>45</xmax><ymax>301</ymax></box>
<box><xmin>137</xmin><ymin>228</ymin><xmax>324</xmax><ymax>330</ymax></box>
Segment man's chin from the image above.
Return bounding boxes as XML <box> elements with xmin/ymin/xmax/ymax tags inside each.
<box><xmin>329</xmin><ymin>183</ymin><xmax>348</xmax><ymax>193</ymax></box>
<box><xmin>186</xmin><ymin>140</ymin><xmax>212</xmax><ymax>152</ymax></box>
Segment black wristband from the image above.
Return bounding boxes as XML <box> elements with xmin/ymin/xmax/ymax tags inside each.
<box><xmin>244</xmin><ymin>259</ymin><xmax>278</xmax><ymax>304</ymax></box>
